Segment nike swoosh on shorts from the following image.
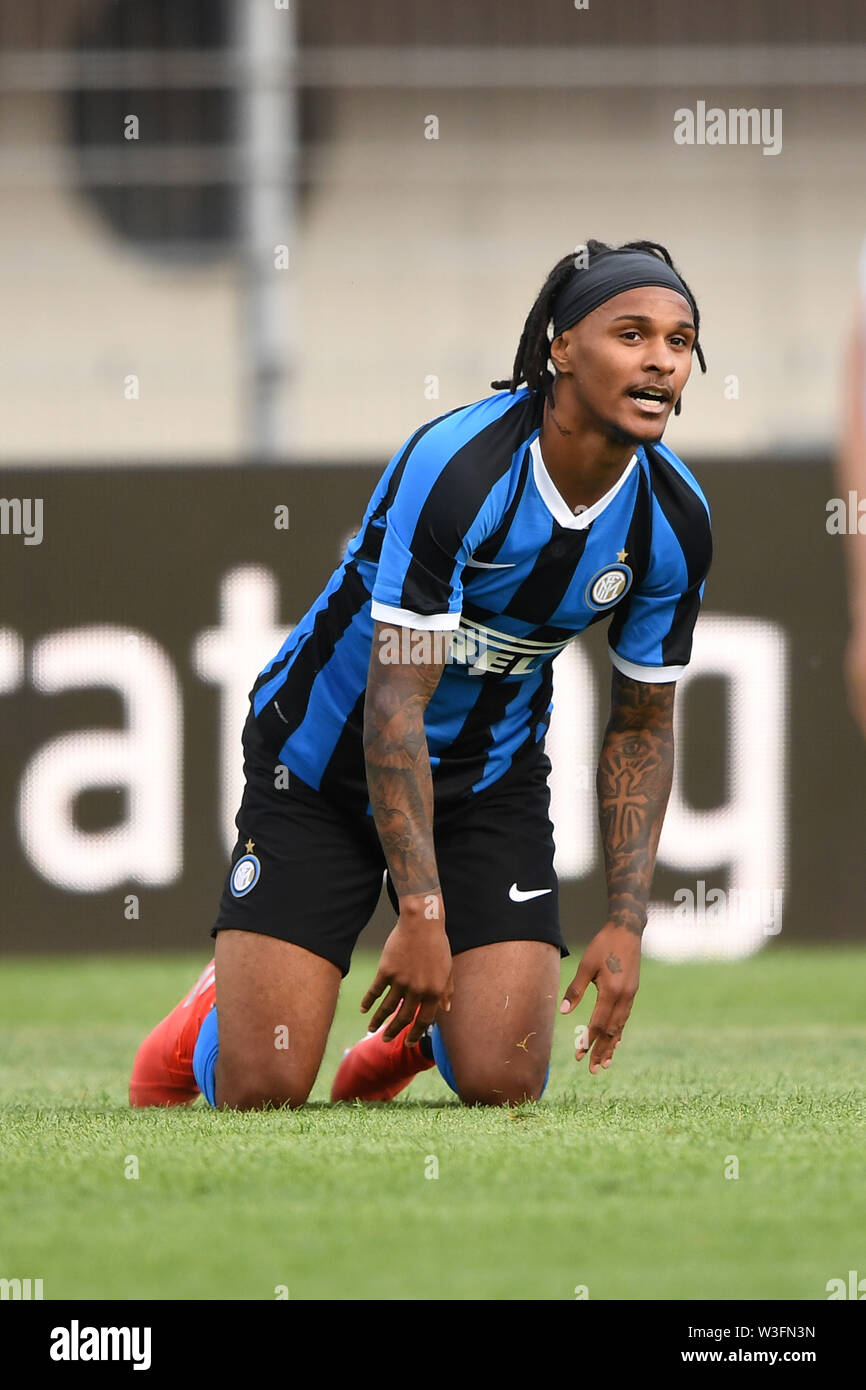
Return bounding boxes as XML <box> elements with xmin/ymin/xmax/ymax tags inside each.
<box><xmin>508</xmin><ymin>883</ymin><xmax>553</xmax><ymax>902</ymax></box>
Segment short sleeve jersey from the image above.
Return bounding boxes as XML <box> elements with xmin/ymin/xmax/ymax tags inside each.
<box><xmin>250</xmin><ymin>386</ymin><xmax>712</xmax><ymax>811</ymax></box>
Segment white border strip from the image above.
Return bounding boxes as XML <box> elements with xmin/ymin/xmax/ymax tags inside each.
<box><xmin>463</xmin><ymin>616</ymin><xmax>572</xmax><ymax>653</ymax></box>
<box><xmin>371</xmin><ymin>600</ymin><xmax>461</xmax><ymax>631</ymax></box>
<box><xmin>609</xmin><ymin>645</ymin><xmax>685</xmax><ymax>683</ymax></box>
<box><xmin>530</xmin><ymin>437</ymin><xmax>637</xmax><ymax>531</ymax></box>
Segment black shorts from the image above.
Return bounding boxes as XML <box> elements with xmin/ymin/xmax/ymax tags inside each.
<box><xmin>211</xmin><ymin>709</ymin><xmax>569</xmax><ymax>977</ymax></box>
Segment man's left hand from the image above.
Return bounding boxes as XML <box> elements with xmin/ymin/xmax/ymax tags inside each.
<box><xmin>559</xmin><ymin>922</ymin><xmax>642</xmax><ymax>1074</ymax></box>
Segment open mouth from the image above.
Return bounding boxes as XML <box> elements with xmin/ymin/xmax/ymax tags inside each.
<box><xmin>627</xmin><ymin>387</ymin><xmax>670</xmax><ymax>415</ymax></box>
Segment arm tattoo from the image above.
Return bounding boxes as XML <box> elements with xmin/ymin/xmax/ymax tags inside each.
<box><xmin>363</xmin><ymin>622</ymin><xmax>447</xmax><ymax>900</ymax></box>
<box><xmin>597</xmin><ymin>669</ymin><xmax>675</xmax><ymax>937</ymax></box>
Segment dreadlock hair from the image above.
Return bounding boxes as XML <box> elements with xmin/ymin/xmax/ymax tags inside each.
<box><xmin>491</xmin><ymin>238</ymin><xmax>707</xmax><ymax>418</ymax></box>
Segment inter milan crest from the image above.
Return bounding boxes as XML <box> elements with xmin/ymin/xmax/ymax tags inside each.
<box><xmin>584</xmin><ymin>559</ymin><xmax>633</xmax><ymax>611</ymax></box>
<box><xmin>230</xmin><ymin>852</ymin><xmax>261</xmax><ymax>898</ymax></box>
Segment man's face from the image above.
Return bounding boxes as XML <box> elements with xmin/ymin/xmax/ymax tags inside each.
<box><xmin>551</xmin><ymin>286</ymin><xmax>697</xmax><ymax>445</ymax></box>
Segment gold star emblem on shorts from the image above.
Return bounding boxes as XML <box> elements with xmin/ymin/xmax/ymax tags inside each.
<box><xmin>617</xmin><ymin>549</ymin><xmax>628</xmax><ymax>563</ymax></box>
<box><xmin>245</xmin><ymin>839</ymin><xmax>255</xmax><ymax>853</ymax></box>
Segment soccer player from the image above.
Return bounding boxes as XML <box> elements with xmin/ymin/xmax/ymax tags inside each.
<box><xmin>130</xmin><ymin>238</ymin><xmax>711</xmax><ymax>1111</ymax></box>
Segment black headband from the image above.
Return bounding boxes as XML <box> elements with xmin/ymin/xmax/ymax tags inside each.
<box><xmin>551</xmin><ymin>250</ymin><xmax>697</xmax><ymax>339</ymax></box>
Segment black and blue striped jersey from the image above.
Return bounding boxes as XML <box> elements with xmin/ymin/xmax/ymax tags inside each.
<box><xmin>250</xmin><ymin>386</ymin><xmax>711</xmax><ymax>811</ymax></box>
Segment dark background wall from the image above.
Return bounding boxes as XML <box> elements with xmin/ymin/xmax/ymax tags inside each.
<box><xmin>1</xmin><ymin>455</ymin><xmax>860</xmax><ymax>959</ymax></box>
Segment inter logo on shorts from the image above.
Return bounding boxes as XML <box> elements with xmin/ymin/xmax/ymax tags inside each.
<box><xmin>585</xmin><ymin>563</ymin><xmax>633</xmax><ymax>611</ymax></box>
<box><xmin>230</xmin><ymin>853</ymin><xmax>261</xmax><ymax>898</ymax></box>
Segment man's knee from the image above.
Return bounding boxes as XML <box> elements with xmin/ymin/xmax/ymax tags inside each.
<box><xmin>454</xmin><ymin>1060</ymin><xmax>548</xmax><ymax>1107</ymax></box>
<box><xmin>214</xmin><ymin>1053</ymin><xmax>312</xmax><ymax>1111</ymax></box>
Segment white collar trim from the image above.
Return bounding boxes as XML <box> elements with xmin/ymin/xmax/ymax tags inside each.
<box><xmin>529</xmin><ymin>435</ymin><xmax>638</xmax><ymax>531</ymax></box>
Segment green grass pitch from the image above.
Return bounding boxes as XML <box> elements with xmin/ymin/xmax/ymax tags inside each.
<box><xmin>0</xmin><ymin>946</ymin><xmax>863</xmax><ymax>1301</ymax></box>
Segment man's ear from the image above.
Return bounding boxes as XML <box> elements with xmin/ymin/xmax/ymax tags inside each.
<box><xmin>549</xmin><ymin>331</ymin><xmax>570</xmax><ymax>375</ymax></box>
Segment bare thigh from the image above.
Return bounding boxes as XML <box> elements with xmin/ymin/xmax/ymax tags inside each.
<box><xmin>434</xmin><ymin>940</ymin><xmax>560</xmax><ymax>1105</ymax></box>
<box><xmin>214</xmin><ymin>931</ymin><xmax>341</xmax><ymax>1109</ymax></box>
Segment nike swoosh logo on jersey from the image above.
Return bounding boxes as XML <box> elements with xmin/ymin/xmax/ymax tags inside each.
<box><xmin>508</xmin><ymin>883</ymin><xmax>553</xmax><ymax>902</ymax></box>
<box><xmin>465</xmin><ymin>557</ymin><xmax>517</xmax><ymax>568</ymax></box>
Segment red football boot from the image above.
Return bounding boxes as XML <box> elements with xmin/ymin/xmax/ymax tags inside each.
<box><xmin>330</xmin><ymin>1011</ymin><xmax>436</xmax><ymax>1102</ymax></box>
<box><xmin>129</xmin><ymin>960</ymin><xmax>216</xmax><ymax>1107</ymax></box>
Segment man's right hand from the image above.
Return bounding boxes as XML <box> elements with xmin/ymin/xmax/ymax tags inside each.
<box><xmin>361</xmin><ymin>893</ymin><xmax>453</xmax><ymax>1044</ymax></box>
